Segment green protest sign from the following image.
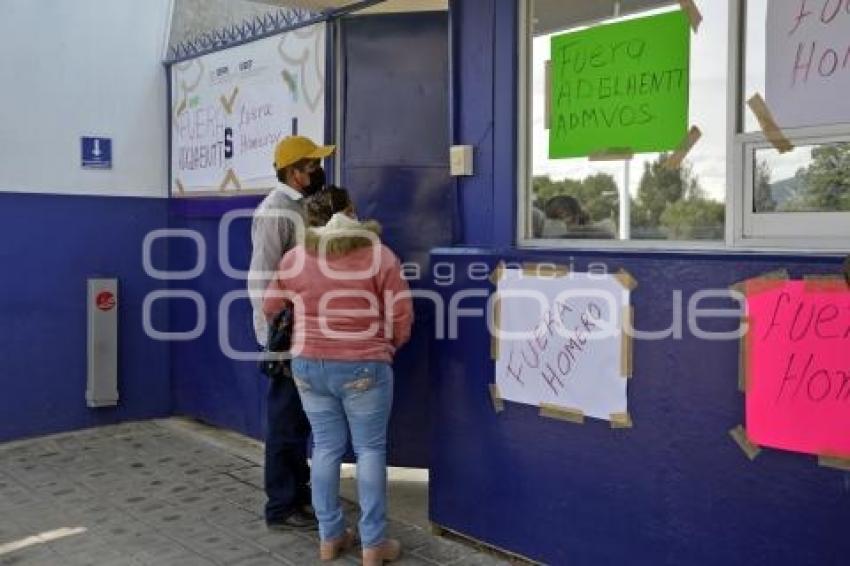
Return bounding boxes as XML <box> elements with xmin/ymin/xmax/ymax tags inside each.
<box><xmin>549</xmin><ymin>10</ymin><xmax>690</xmax><ymax>159</ymax></box>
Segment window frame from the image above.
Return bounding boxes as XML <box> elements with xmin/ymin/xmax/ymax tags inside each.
<box><xmin>516</xmin><ymin>0</ymin><xmax>850</xmax><ymax>252</ymax></box>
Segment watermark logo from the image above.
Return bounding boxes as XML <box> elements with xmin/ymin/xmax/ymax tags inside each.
<box><xmin>141</xmin><ymin>209</ymin><xmax>749</xmax><ymax>361</ymax></box>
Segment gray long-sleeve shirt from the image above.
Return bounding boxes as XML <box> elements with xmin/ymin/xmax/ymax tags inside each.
<box><xmin>248</xmin><ymin>185</ymin><xmax>305</xmax><ymax>347</ymax></box>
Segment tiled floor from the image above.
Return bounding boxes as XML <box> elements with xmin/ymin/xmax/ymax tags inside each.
<box><xmin>0</xmin><ymin>420</ymin><xmax>520</xmax><ymax>565</ymax></box>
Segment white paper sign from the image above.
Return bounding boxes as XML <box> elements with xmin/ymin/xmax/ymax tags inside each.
<box><xmin>766</xmin><ymin>0</ymin><xmax>850</xmax><ymax>128</ymax></box>
<box><xmin>493</xmin><ymin>269</ymin><xmax>630</xmax><ymax>421</ymax></box>
<box><xmin>171</xmin><ymin>23</ymin><xmax>326</xmax><ymax>195</ymax></box>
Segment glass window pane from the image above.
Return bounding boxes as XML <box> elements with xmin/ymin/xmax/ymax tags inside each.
<box><xmin>743</xmin><ymin>0</ymin><xmax>768</xmax><ymax>133</ymax></box>
<box><xmin>743</xmin><ymin>0</ymin><xmax>850</xmax><ymax>133</ymax></box>
<box><xmin>754</xmin><ymin>142</ymin><xmax>850</xmax><ymax>213</ymax></box>
<box><xmin>531</xmin><ymin>162</ymin><xmax>620</xmax><ymax>240</ymax></box>
<box><xmin>528</xmin><ymin>0</ymin><xmax>727</xmax><ymax>242</ymax></box>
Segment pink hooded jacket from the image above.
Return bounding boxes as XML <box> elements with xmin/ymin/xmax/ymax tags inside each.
<box><xmin>263</xmin><ymin>214</ymin><xmax>414</xmax><ymax>363</ymax></box>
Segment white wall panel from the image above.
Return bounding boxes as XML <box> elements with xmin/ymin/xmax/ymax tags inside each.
<box><xmin>0</xmin><ymin>0</ymin><xmax>172</xmax><ymax>197</ymax></box>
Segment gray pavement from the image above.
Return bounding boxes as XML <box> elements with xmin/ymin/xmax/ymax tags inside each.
<box><xmin>0</xmin><ymin>420</ymin><xmax>520</xmax><ymax>566</ymax></box>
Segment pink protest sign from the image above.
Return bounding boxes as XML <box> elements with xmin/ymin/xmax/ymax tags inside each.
<box><xmin>745</xmin><ymin>279</ymin><xmax>850</xmax><ymax>458</ymax></box>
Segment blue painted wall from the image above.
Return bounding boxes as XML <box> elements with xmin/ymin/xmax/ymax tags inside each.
<box><xmin>430</xmin><ymin>1</ymin><xmax>850</xmax><ymax>564</ymax></box>
<box><xmin>167</xmin><ymin>196</ymin><xmax>432</xmax><ymax>458</ymax></box>
<box><xmin>429</xmin><ymin>249</ymin><xmax>849</xmax><ymax>566</ymax></box>
<box><xmin>0</xmin><ymin>192</ymin><xmax>171</xmax><ymax>442</ymax></box>
<box><xmin>3</xmin><ymin>4</ymin><xmax>845</xmax><ymax>563</ymax></box>
<box><xmin>168</xmin><ymin>197</ymin><xmax>268</xmax><ymax>441</ymax></box>
<box><xmin>341</xmin><ymin>11</ymin><xmax>452</xmax><ymax>468</ymax></box>
<box><xmin>450</xmin><ymin>0</ymin><xmax>520</xmax><ymax>249</ymax></box>
<box><xmin>165</xmin><ymin>12</ymin><xmax>453</xmax><ymax>468</ymax></box>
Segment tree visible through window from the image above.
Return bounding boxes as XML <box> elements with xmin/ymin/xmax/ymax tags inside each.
<box><xmin>631</xmin><ymin>156</ymin><xmax>724</xmax><ymax>240</ymax></box>
<box><xmin>754</xmin><ymin>142</ymin><xmax>850</xmax><ymax>214</ymax></box>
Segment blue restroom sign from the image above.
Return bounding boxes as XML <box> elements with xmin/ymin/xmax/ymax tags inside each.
<box><xmin>81</xmin><ymin>137</ymin><xmax>112</xmax><ymax>169</ymax></box>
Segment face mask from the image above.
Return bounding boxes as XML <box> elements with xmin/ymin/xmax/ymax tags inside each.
<box><xmin>303</xmin><ymin>166</ymin><xmax>326</xmax><ymax>197</ymax></box>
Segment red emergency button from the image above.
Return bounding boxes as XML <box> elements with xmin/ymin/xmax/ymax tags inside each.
<box><xmin>96</xmin><ymin>291</ymin><xmax>116</xmax><ymax>312</ymax></box>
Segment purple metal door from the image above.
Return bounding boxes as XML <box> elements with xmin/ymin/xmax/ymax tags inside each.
<box><xmin>341</xmin><ymin>11</ymin><xmax>451</xmax><ymax>468</ymax></box>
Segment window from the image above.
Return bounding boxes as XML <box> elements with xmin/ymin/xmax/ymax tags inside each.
<box><xmin>753</xmin><ymin>142</ymin><xmax>850</xmax><ymax>215</ymax></box>
<box><xmin>520</xmin><ymin>0</ymin><xmax>850</xmax><ymax>251</ymax></box>
<box><xmin>736</xmin><ymin>0</ymin><xmax>850</xmax><ymax>248</ymax></box>
<box><xmin>521</xmin><ymin>0</ymin><xmax>729</xmax><ymax>247</ymax></box>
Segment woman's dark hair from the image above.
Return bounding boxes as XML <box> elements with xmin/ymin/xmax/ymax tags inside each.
<box><xmin>304</xmin><ymin>185</ymin><xmax>352</xmax><ymax>227</ymax></box>
<box><xmin>544</xmin><ymin>195</ymin><xmax>590</xmax><ymax>226</ymax></box>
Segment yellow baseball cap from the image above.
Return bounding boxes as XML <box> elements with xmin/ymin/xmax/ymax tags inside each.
<box><xmin>273</xmin><ymin>135</ymin><xmax>336</xmax><ymax>170</ymax></box>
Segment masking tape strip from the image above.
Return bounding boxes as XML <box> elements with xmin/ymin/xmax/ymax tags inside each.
<box><xmin>729</xmin><ymin>281</ymin><xmax>745</xmax><ymax>295</ymax></box>
<box><xmin>539</xmin><ymin>403</ymin><xmax>585</xmax><ymax>424</ymax></box>
<box><xmin>615</xmin><ymin>269</ymin><xmax>638</xmax><ymax>291</ymax></box>
<box><xmin>746</xmin><ymin>277</ymin><xmax>790</xmax><ymax>296</ymax></box>
<box><xmin>174</xmin><ymin>179</ymin><xmax>185</xmax><ymax>195</ymax></box>
<box><xmin>489</xmin><ymin>383</ymin><xmax>505</xmax><ymax>414</ymax></box>
<box><xmin>729</xmin><ymin>425</ymin><xmax>761</xmax><ymax>461</ymax></box>
<box><xmin>620</xmin><ymin>305</ymin><xmax>634</xmax><ymax>378</ymax></box>
<box><xmin>220</xmin><ymin>86</ymin><xmax>240</xmax><ymax>114</ymax></box>
<box><xmin>544</xmin><ymin>60</ymin><xmax>551</xmax><ymax>130</ymax></box>
<box><xmin>610</xmin><ymin>412</ymin><xmax>633</xmax><ymax>429</ymax></box>
<box><xmin>761</xmin><ymin>269</ymin><xmax>790</xmax><ymax>279</ymax></box>
<box><xmin>174</xmin><ymin>96</ymin><xmax>188</xmax><ymax>119</ymax></box>
<box><xmin>677</xmin><ymin>0</ymin><xmax>703</xmax><ymax>32</ymax></box>
<box><xmin>521</xmin><ymin>262</ymin><xmax>570</xmax><ymax>278</ymax></box>
<box><xmin>738</xmin><ymin>316</ymin><xmax>750</xmax><ymax>393</ymax></box>
<box><xmin>219</xmin><ymin>169</ymin><xmax>243</xmax><ymax>192</ymax></box>
<box><xmin>589</xmin><ymin>148</ymin><xmax>634</xmax><ymax>161</ymax></box>
<box><xmin>747</xmin><ymin>94</ymin><xmax>794</xmax><ymax>154</ymax></box>
<box><xmin>662</xmin><ymin>126</ymin><xmax>702</xmax><ymax>170</ymax></box>
<box><xmin>730</xmin><ymin>269</ymin><xmax>790</xmax><ymax>296</ymax></box>
<box><xmin>818</xmin><ymin>455</ymin><xmax>850</xmax><ymax>472</ymax></box>
<box><xmin>489</xmin><ymin>262</ymin><xmax>506</xmax><ymax>286</ymax></box>
<box><xmin>490</xmin><ymin>293</ymin><xmax>502</xmax><ymax>361</ymax></box>
<box><xmin>803</xmin><ymin>274</ymin><xmax>848</xmax><ymax>293</ymax></box>
<box><xmin>219</xmin><ymin>94</ymin><xmax>231</xmax><ymax>114</ymax></box>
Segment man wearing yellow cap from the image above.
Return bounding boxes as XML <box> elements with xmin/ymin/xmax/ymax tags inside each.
<box><xmin>248</xmin><ymin>135</ymin><xmax>335</xmax><ymax>530</ymax></box>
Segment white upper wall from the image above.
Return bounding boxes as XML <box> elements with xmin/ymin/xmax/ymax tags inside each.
<box><xmin>0</xmin><ymin>0</ymin><xmax>173</xmax><ymax>197</ymax></box>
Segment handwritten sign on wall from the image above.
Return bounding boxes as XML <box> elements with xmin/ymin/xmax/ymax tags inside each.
<box><xmin>549</xmin><ymin>10</ymin><xmax>690</xmax><ymax>159</ymax></box>
<box><xmin>170</xmin><ymin>23</ymin><xmax>326</xmax><ymax>195</ymax></box>
<box><xmin>766</xmin><ymin>0</ymin><xmax>850</xmax><ymax>129</ymax></box>
<box><xmin>745</xmin><ymin>280</ymin><xmax>850</xmax><ymax>458</ymax></box>
<box><xmin>493</xmin><ymin>269</ymin><xmax>631</xmax><ymax>421</ymax></box>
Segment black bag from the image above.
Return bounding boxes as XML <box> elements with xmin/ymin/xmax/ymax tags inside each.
<box><xmin>259</xmin><ymin>307</ymin><xmax>294</xmax><ymax>380</ymax></box>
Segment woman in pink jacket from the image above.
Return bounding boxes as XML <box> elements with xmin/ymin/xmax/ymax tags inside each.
<box><xmin>263</xmin><ymin>187</ymin><xmax>413</xmax><ymax>565</ymax></box>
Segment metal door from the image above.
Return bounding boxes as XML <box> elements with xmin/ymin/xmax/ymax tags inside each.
<box><xmin>340</xmin><ymin>11</ymin><xmax>451</xmax><ymax>467</ymax></box>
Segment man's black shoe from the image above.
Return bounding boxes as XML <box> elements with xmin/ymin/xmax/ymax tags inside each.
<box><xmin>266</xmin><ymin>508</ymin><xmax>318</xmax><ymax>531</ymax></box>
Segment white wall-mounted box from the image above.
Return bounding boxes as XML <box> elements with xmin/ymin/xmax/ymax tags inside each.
<box><xmin>450</xmin><ymin>145</ymin><xmax>474</xmax><ymax>176</ymax></box>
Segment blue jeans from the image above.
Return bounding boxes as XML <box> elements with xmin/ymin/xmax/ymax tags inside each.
<box><xmin>291</xmin><ymin>358</ymin><xmax>393</xmax><ymax>548</ymax></box>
